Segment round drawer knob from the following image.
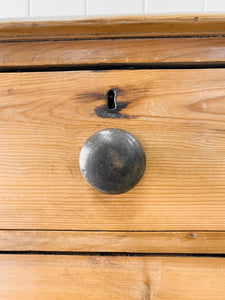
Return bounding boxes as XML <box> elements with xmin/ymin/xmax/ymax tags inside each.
<box><xmin>79</xmin><ymin>128</ymin><xmax>146</xmax><ymax>194</ymax></box>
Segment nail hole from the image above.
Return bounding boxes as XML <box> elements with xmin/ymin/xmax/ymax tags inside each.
<box><xmin>106</xmin><ymin>89</ymin><xmax>117</xmax><ymax>110</ymax></box>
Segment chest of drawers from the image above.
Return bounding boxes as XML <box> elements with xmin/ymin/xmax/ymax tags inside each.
<box><xmin>0</xmin><ymin>15</ymin><xmax>225</xmax><ymax>299</ymax></box>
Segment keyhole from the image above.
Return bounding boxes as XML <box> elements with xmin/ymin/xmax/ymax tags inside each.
<box><xmin>106</xmin><ymin>89</ymin><xmax>117</xmax><ymax>110</ymax></box>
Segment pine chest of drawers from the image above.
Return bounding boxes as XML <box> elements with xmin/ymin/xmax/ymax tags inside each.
<box><xmin>0</xmin><ymin>15</ymin><xmax>225</xmax><ymax>299</ymax></box>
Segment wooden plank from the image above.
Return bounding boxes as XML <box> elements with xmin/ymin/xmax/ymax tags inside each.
<box><xmin>1</xmin><ymin>15</ymin><xmax>225</xmax><ymax>42</ymax></box>
<box><xmin>0</xmin><ymin>255</ymin><xmax>224</xmax><ymax>299</ymax></box>
<box><xmin>0</xmin><ymin>231</ymin><xmax>224</xmax><ymax>253</ymax></box>
<box><xmin>1</xmin><ymin>69</ymin><xmax>225</xmax><ymax>231</ymax></box>
<box><xmin>1</xmin><ymin>37</ymin><xmax>225</xmax><ymax>68</ymax></box>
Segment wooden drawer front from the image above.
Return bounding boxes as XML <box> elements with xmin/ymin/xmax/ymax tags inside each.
<box><xmin>1</xmin><ymin>69</ymin><xmax>225</xmax><ymax>231</ymax></box>
<box><xmin>0</xmin><ymin>255</ymin><xmax>224</xmax><ymax>299</ymax></box>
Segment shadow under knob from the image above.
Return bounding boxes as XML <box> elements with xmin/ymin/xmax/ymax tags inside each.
<box><xmin>79</xmin><ymin>128</ymin><xmax>146</xmax><ymax>194</ymax></box>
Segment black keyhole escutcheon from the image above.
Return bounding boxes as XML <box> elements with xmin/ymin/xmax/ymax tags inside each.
<box><xmin>106</xmin><ymin>89</ymin><xmax>117</xmax><ymax>110</ymax></box>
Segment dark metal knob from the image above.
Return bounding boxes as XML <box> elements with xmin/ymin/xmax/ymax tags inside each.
<box><xmin>79</xmin><ymin>128</ymin><xmax>146</xmax><ymax>194</ymax></box>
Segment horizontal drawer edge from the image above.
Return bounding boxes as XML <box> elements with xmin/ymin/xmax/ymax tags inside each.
<box><xmin>1</xmin><ymin>230</ymin><xmax>224</xmax><ymax>254</ymax></box>
<box><xmin>1</xmin><ymin>37</ymin><xmax>225</xmax><ymax>69</ymax></box>
<box><xmin>1</xmin><ymin>15</ymin><xmax>225</xmax><ymax>42</ymax></box>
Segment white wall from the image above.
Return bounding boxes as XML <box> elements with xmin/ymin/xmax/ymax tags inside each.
<box><xmin>0</xmin><ymin>0</ymin><xmax>224</xmax><ymax>19</ymax></box>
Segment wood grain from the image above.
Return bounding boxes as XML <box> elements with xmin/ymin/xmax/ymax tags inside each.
<box><xmin>0</xmin><ymin>255</ymin><xmax>224</xmax><ymax>299</ymax></box>
<box><xmin>1</xmin><ymin>37</ymin><xmax>225</xmax><ymax>68</ymax></box>
<box><xmin>1</xmin><ymin>15</ymin><xmax>225</xmax><ymax>41</ymax></box>
<box><xmin>0</xmin><ymin>231</ymin><xmax>224</xmax><ymax>253</ymax></box>
<box><xmin>1</xmin><ymin>69</ymin><xmax>225</xmax><ymax>231</ymax></box>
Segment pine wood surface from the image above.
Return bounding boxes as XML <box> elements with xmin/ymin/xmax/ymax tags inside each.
<box><xmin>0</xmin><ymin>230</ymin><xmax>224</xmax><ymax>253</ymax></box>
<box><xmin>1</xmin><ymin>37</ymin><xmax>225</xmax><ymax>69</ymax></box>
<box><xmin>1</xmin><ymin>15</ymin><xmax>225</xmax><ymax>41</ymax></box>
<box><xmin>0</xmin><ymin>69</ymin><xmax>225</xmax><ymax>231</ymax></box>
<box><xmin>0</xmin><ymin>16</ymin><xmax>225</xmax><ymax>296</ymax></box>
<box><xmin>0</xmin><ymin>255</ymin><xmax>224</xmax><ymax>299</ymax></box>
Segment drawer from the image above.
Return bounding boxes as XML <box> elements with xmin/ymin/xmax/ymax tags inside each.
<box><xmin>0</xmin><ymin>255</ymin><xmax>224</xmax><ymax>299</ymax></box>
<box><xmin>1</xmin><ymin>69</ymin><xmax>225</xmax><ymax>231</ymax></box>
<box><xmin>1</xmin><ymin>15</ymin><xmax>225</xmax><ymax>300</ymax></box>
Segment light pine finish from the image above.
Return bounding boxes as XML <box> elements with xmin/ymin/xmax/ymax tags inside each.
<box><xmin>0</xmin><ymin>255</ymin><xmax>224</xmax><ymax>299</ymax></box>
<box><xmin>0</xmin><ymin>16</ymin><xmax>224</xmax><ymax>297</ymax></box>
<box><xmin>0</xmin><ymin>69</ymin><xmax>225</xmax><ymax>231</ymax></box>
<box><xmin>0</xmin><ymin>231</ymin><xmax>224</xmax><ymax>253</ymax></box>
<box><xmin>1</xmin><ymin>15</ymin><xmax>225</xmax><ymax>41</ymax></box>
<box><xmin>1</xmin><ymin>37</ymin><xmax>225</xmax><ymax>68</ymax></box>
